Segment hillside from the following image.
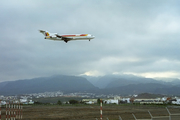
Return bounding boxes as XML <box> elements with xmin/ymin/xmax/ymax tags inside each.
<box><xmin>0</xmin><ymin>75</ymin><xmax>98</xmax><ymax>95</ymax></box>
<box><xmin>97</xmin><ymin>83</ymin><xmax>169</xmax><ymax>95</ymax></box>
<box><xmin>85</xmin><ymin>74</ymin><xmax>161</xmax><ymax>89</ymax></box>
<box><xmin>135</xmin><ymin>93</ymin><xmax>164</xmax><ymax>99</ymax></box>
<box><xmin>98</xmin><ymin>83</ymin><xmax>180</xmax><ymax>96</ymax></box>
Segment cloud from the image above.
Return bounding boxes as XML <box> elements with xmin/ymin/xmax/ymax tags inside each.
<box><xmin>124</xmin><ymin>71</ymin><xmax>180</xmax><ymax>79</ymax></box>
<box><xmin>1</xmin><ymin>0</ymin><xmax>180</xmax><ymax>81</ymax></box>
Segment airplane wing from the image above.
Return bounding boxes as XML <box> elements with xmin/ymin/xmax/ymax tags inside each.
<box><xmin>56</xmin><ymin>34</ymin><xmax>73</xmax><ymax>40</ymax></box>
<box><xmin>56</xmin><ymin>34</ymin><xmax>62</xmax><ymax>38</ymax></box>
<box><xmin>56</xmin><ymin>34</ymin><xmax>72</xmax><ymax>43</ymax></box>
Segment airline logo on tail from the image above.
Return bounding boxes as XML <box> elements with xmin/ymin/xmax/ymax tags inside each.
<box><xmin>45</xmin><ymin>32</ymin><xmax>50</xmax><ymax>36</ymax></box>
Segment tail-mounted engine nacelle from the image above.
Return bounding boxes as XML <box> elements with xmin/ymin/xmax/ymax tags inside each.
<box><xmin>45</xmin><ymin>35</ymin><xmax>57</xmax><ymax>39</ymax></box>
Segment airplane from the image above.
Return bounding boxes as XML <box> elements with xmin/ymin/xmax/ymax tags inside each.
<box><xmin>39</xmin><ymin>30</ymin><xmax>95</xmax><ymax>43</ymax></box>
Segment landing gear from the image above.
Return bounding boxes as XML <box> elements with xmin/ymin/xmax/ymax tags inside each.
<box><xmin>64</xmin><ymin>40</ymin><xmax>68</xmax><ymax>43</ymax></box>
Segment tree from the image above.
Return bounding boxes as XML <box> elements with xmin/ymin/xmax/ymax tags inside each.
<box><xmin>97</xmin><ymin>98</ymin><xmax>101</xmax><ymax>104</ymax></box>
<box><xmin>34</xmin><ymin>101</ymin><xmax>43</xmax><ymax>105</ymax></box>
<box><xmin>69</xmin><ymin>99</ymin><xmax>79</xmax><ymax>104</ymax></box>
<box><xmin>57</xmin><ymin>100</ymin><xmax>62</xmax><ymax>105</ymax></box>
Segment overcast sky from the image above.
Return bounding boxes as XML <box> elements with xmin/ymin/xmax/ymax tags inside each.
<box><xmin>1</xmin><ymin>0</ymin><xmax>180</xmax><ymax>82</ymax></box>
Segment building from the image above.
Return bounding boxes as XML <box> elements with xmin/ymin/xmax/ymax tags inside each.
<box><xmin>133</xmin><ymin>98</ymin><xmax>163</xmax><ymax>104</ymax></box>
<box><xmin>20</xmin><ymin>98</ymin><xmax>27</xmax><ymax>104</ymax></box>
<box><xmin>82</xmin><ymin>99</ymin><xmax>97</xmax><ymax>103</ymax></box>
<box><xmin>85</xmin><ymin>101</ymin><xmax>94</xmax><ymax>104</ymax></box>
<box><xmin>104</xmin><ymin>99</ymin><xmax>118</xmax><ymax>104</ymax></box>
<box><xmin>28</xmin><ymin>100</ymin><xmax>34</xmax><ymax>104</ymax></box>
<box><xmin>121</xmin><ymin>98</ymin><xmax>130</xmax><ymax>103</ymax></box>
<box><xmin>172</xmin><ymin>98</ymin><xmax>180</xmax><ymax>105</ymax></box>
<box><xmin>0</xmin><ymin>101</ymin><xmax>6</xmax><ymax>105</ymax></box>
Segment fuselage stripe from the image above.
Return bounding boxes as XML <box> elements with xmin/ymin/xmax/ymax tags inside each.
<box><xmin>62</xmin><ymin>34</ymin><xmax>88</xmax><ymax>37</ymax></box>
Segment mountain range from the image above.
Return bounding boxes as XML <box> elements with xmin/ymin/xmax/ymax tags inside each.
<box><xmin>0</xmin><ymin>74</ymin><xmax>180</xmax><ymax>95</ymax></box>
<box><xmin>0</xmin><ymin>75</ymin><xmax>98</xmax><ymax>95</ymax></box>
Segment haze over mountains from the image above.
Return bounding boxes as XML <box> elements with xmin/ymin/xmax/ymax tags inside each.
<box><xmin>0</xmin><ymin>74</ymin><xmax>180</xmax><ymax>95</ymax></box>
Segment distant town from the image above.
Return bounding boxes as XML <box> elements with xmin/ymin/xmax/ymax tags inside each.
<box><xmin>0</xmin><ymin>91</ymin><xmax>180</xmax><ymax>105</ymax></box>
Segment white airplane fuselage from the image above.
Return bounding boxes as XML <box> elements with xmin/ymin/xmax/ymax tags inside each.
<box><xmin>39</xmin><ymin>30</ymin><xmax>95</xmax><ymax>43</ymax></box>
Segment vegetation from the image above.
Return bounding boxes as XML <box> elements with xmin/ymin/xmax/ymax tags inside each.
<box><xmin>33</xmin><ymin>96</ymin><xmax>89</xmax><ymax>103</ymax></box>
<box><xmin>97</xmin><ymin>98</ymin><xmax>101</xmax><ymax>104</ymax></box>
<box><xmin>69</xmin><ymin>99</ymin><xmax>79</xmax><ymax>104</ymax></box>
<box><xmin>57</xmin><ymin>100</ymin><xmax>62</xmax><ymax>105</ymax></box>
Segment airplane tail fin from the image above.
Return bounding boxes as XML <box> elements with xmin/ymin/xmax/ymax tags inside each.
<box><xmin>39</xmin><ymin>30</ymin><xmax>50</xmax><ymax>36</ymax></box>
